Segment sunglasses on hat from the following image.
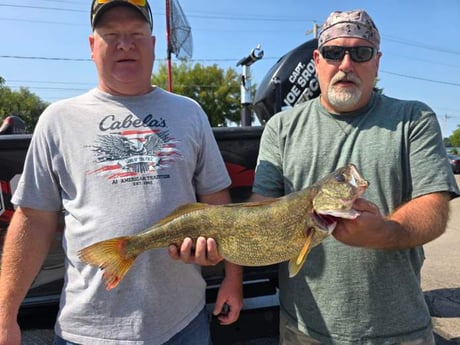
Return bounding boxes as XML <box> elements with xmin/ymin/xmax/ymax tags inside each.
<box><xmin>96</xmin><ymin>0</ymin><xmax>146</xmax><ymax>5</ymax></box>
<box><xmin>320</xmin><ymin>46</ymin><xmax>376</xmax><ymax>63</ymax></box>
<box><xmin>91</xmin><ymin>0</ymin><xmax>152</xmax><ymax>30</ymax></box>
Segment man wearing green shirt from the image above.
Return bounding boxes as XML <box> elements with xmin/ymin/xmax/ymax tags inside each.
<box><xmin>251</xmin><ymin>9</ymin><xmax>459</xmax><ymax>345</ymax></box>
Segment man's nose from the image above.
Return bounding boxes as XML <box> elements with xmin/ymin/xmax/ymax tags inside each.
<box><xmin>338</xmin><ymin>52</ymin><xmax>354</xmax><ymax>73</ymax></box>
<box><xmin>117</xmin><ymin>35</ymin><xmax>134</xmax><ymax>51</ymax></box>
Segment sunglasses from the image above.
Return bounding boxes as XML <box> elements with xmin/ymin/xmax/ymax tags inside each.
<box><xmin>320</xmin><ymin>46</ymin><xmax>376</xmax><ymax>63</ymax></box>
<box><xmin>96</xmin><ymin>0</ymin><xmax>146</xmax><ymax>5</ymax></box>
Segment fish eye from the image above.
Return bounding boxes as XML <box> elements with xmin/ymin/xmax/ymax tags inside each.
<box><xmin>335</xmin><ymin>173</ymin><xmax>346</xmax><ymax>183</ymax></box>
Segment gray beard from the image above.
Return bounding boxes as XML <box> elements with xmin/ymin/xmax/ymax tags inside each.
<box><xmin>327</xmin><ymin>86</ymin><xmax>362</xmax><ymax>113</ymax></box>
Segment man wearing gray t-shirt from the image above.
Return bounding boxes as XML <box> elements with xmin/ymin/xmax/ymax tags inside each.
<box><xmin>0</xmin><ymin>1</ymin><xmax>242</xmax><ymax>345</ymax></box>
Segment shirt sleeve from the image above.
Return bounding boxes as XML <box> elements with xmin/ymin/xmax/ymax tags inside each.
<box><xmin>252</xmin><ymin>117</ymin><xmax>285</xmax><ymax>198</ymax></box>
<box><xmin>193</xmin><ymin>109</ymin><xmax>231</xmax><ymax>195</ymax></box>
<box><xmin>407</xmin><ymin>102</ymin><xmax>460</xmax><ymax>199</ymax></box>
<box><xmin>11</xmin><ymin>109</ymin><xmax>63</xmax><ymax>211</ymax></box>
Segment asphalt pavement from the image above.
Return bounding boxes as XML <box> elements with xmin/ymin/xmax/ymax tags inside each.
<box><xmin>420</xmin><ymin>175</ymin><xmax>460</xmax><ymax>344</ymax></box>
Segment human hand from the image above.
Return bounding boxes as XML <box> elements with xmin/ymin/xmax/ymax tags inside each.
<box><xmin>212</xmin><ymin>273</ymin><xmax>243</xmax><ymax>325</ymax></box>
<box><xmin>168</xmin><ymin>236</ymin><xmax>223</xmax><ymax>265</ymax></box>
<box><xmin>332</xmin><ymin>198</ymin><xmax>388</xmax><ymax>248</ymax></box>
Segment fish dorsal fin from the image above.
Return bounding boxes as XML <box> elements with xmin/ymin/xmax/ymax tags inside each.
<box><xmin>222</xmin><ymin>199</ymin><xmax>279</xmax><ymax>208</ymax></box>
<box><xmin>288</xmin><ymin>228</ymin><xmax>314</xmax><ymax>278</ymax></box>
<box><xmin>157</xmin><ymin>203</ymin><xmax>211</xmax><ymax>226</ymax></box>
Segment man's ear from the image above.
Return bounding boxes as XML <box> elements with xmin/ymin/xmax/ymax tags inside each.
<box><xmin>89</xmin><ymin>35</ymin><xmax>95</xmax><ymax>61</ymax></box>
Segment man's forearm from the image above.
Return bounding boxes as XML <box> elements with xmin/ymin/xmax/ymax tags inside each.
<box><xmin>224</xmin><ymin>261</ymin><xmax>243</xmax><ymax>281</ymax></box>
<box><xmin>0</xmin><ymin>207</ymin><xmax>58</xmax><ymax>319</ymax></box>
<box><xmin>385</xmin><ymin>192</ymin><xmax>451</xmax><ymax>249</ymax></box>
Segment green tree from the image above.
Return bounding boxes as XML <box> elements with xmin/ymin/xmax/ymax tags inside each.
<box><xmin>449</xmin><ymin>126</ymin><xmax>460</xmax><ymax>148</ymax></box>
<box><xmin>151</xmin><ymin>62</ymin><xmax>244</xmax><ymax>126</ymax></box>
<box><xmin>444</xmin><ymin>137</ymin><xmax>452</xmax><ymax>147</ymax></box>
<box><xmin>0</xmin><ymin>78</ymin><xmax>49</xmax><ymax>132</ymax></box>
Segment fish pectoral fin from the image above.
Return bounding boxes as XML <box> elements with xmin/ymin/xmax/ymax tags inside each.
<box><xmin>158</xmin><ymin>203</ymin><xmax>211</xmax><ymax>225</ymax></box>
<box><xmin>288</xmin><ymin>229</ymin><xmax>314</xmax><ymax>278</ymax></box>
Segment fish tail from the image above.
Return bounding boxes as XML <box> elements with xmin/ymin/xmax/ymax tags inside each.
<box><xmin>78</xmin><ymin>236</ymin><xmax>137</xmax><ymax>291</ymax></box>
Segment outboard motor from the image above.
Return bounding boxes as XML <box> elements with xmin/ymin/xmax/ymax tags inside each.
<box><xmin>253</xmin><ymin>38</ymin><xmax>320</xmax><ymax>124</ymax></box>
<box><xmin>0</xmin><ymin>115</ymin><xmax>26</xmax><ymax>134</ymax></box>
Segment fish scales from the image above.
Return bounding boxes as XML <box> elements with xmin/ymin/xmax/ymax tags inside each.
<box><xmin>79</xmin><ymin>164</ymin><xmax>368</xmax><ymax>290</ymax></box>
<box><xmin>127</xmin><ymin>194</ymin><xmax>312</xmax><ymax>266</ymax></box>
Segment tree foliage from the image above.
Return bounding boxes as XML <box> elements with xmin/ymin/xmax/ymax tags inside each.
<box><xmin>444</xmin><ymin>137</ymin><xmax>452</xmax><ymax>147</ymax></box>
<box><xmin>1</xmin><ymin>62</ymin><xmax>249</xmax><ymax>131</ymax></box>
<box><xmin>151</xmin><ymin>62</ymin><xmax>244</xmax><ymax>126</ymax></box>
<box><xmin>449</xmin><ymin>126</ymin><xmax>460</xmax><ymax>148</ymax></box>
<box><xmin>0</xmin><ymin>77</ymin><xmax>49</xmax><ymax>132</ymax></box>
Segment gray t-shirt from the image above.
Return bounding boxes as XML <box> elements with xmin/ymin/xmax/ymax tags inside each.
<box><xmin>253</xmin><ymin>93</ymin><xmax>459</xmax><ymax>344</ymax></box>
<box><xmin>12</xmin><ymin>87</ymin><xmax>231</xmax><ymax>344</ymax></box>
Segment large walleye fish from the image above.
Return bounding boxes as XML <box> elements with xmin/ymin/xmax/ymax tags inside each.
<box><xmin>79</xmin><ymin>164</ymin><xmax>368</xmax><ymax>290</ymax></box>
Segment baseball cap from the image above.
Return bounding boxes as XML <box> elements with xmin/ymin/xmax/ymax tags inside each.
<box><xmin>318</xmin><ymin>9</ymin><xmax>380</xmax><ymax>49</ymax></box>
<box><xmin>91</xmin><ymin>0</ymin><xmax>153</xmax><ymax>31</ymax></box>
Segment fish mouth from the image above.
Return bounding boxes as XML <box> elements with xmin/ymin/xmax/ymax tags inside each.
<box><xmin>312</xmin><ymin>211</ymin><xmax>338</xmax><ymax>234</ymax></box>
<box><xmin>313</xmin><ymin>208</ymin><xmax>361</xmax><ymax>234</ymax></box>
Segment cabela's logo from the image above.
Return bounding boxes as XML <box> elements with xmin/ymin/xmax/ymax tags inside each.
<box><xmin>87</xmin><ymin>129</ymin><xmax>181</xmax><ymax>180</ymax></box>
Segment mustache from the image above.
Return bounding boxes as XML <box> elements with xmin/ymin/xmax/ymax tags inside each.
<box><xmin>331</xmin><ymin>71</ymin><xmax>361</xmax><ymax>86</ymax></box>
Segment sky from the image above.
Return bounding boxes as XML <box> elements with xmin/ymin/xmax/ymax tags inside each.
<box><xmin>1</xmin><ymin>0</ymin><xmax>459</xmax><ymax>137</ymax></box>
